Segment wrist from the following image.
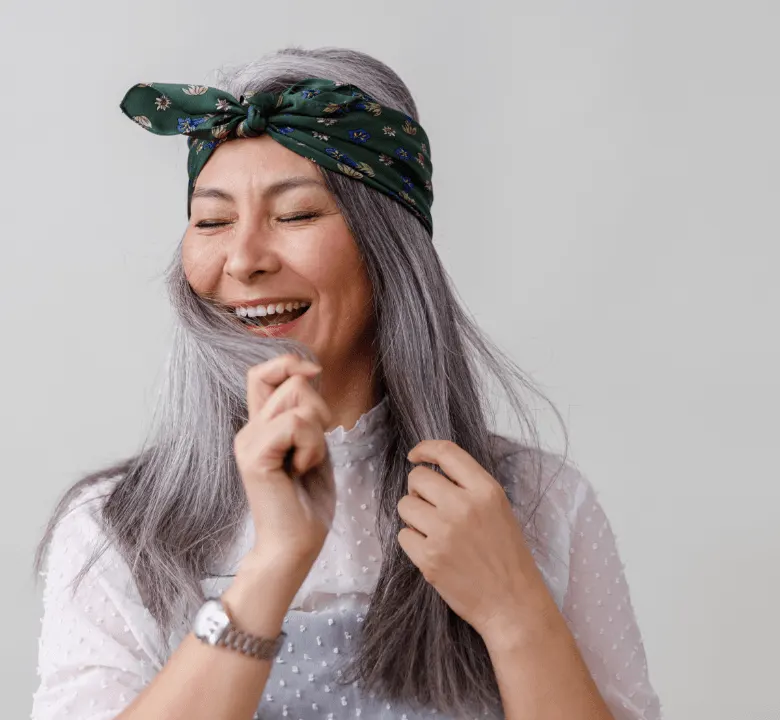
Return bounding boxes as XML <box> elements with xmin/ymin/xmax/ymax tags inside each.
<box><xmin>480</xmin><ymin>595</ymin><xmax>568</xmax><ymax>656</ymax></box>
<box><xmin>219</xmin><ymin>559</ymin><xmax>299</xmax><ymax>638</ymax></box>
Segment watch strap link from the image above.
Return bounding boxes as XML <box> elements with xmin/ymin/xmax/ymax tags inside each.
<box><xmin>216</xmin><ymin>625</ymin><xmax>287</xmax><ymax>660</ymax></box>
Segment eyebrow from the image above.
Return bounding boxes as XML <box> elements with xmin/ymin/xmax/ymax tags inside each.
<box><xmin>191</xmin><ymin>176</ymin><xmax>326</xmax><ymax>203</ymax></box>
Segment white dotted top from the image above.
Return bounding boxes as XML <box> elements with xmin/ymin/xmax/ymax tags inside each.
<box><xmin>31</xmin><ymin>396</ymin><xmax>662</xmax><ymax>719</ymax></box>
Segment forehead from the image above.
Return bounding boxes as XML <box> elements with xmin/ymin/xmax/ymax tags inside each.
<box><xmin>195</xmin><ymin>135</ymin><xmax>323</xmax><ymax>191</ymax></box>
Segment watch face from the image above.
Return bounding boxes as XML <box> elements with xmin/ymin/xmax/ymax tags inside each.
<box><xmin>194</xmin><ymin>599</ymin><xmax>230</xmax><ymax>644</ymax></box>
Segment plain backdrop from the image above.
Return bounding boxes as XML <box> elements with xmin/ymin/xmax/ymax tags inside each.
<box><xmin>2</xmin><ymin>1</ymin><xmax>778</xmax><ymax>718</ymax></box>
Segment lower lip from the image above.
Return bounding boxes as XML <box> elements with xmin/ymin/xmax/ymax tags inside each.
<box><xmin>245</xmin><ymin>308</ymin><xmax>308</xmax><ymax>337</ymax></box>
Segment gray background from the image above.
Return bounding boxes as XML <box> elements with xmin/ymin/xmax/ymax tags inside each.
<box><xmin>2</xmin><ymin>1</ymin><xmax>778</xmax><ymax>718</ymax></box>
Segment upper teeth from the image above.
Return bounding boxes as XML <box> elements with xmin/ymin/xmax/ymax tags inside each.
<box><xmin>235</xmin><ymin>301</ymin><xmax>311</xmax><ymax>318</ymax></box>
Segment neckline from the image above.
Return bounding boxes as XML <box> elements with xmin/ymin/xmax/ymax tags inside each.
<box><xmin>324</xmin><ymin>395</ymin><xmax>390</xmax><ymax>466</ymax></box>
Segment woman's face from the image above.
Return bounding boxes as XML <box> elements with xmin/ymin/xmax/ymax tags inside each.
<box><xmin>182</xmin><ymin>135</ymin><xmax>376</xmax><ymax>376</ymax></box>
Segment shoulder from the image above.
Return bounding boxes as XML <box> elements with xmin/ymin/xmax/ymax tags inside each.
<box><xmin>35</xmin><ymin>475</ymin><xmax>170</xmax><ymax>691</ymax></box>
<box><xmin>47</xmin><ymin>476</ymin><xmax>118</xmax><ymax>548</ymax></box>
<box><xmin>40</xmin><ymin>475</ymin><xmax>168</xmax><ymax>655</ymax></box>
<box><xmin>490</xmin><ymin>436</ymin><xmax>606</xmax><ymax>609</ymax></box>
<box><xmin>42</xmin><ymin>475</ymin><xmax>125</xmax><ymax>594</ymax></box>
<box><xmin>490</xmin><ymin>434</ymin><xmax>594</xmax><ymax>525</ymax></box>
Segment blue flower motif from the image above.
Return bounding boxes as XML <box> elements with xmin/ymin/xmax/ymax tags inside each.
<box><xmin>177</xmin><ymin>116</ymin><xmax>207</xmax><ymax>134</ymax></box>
<box><xmin>394</xmin><ymin>147</ymin><xmax>410</xmax><ymax>161</ymax></box>
<box><xmin>348</xmin><ymin>129</ymin><xmax>370</xmax><ymax>144</ymax></box>
<box><xmin>277</xmin><ymin>127</ymin><xmax>295</xmax><ymax>135</ymax></box>
<box><xmin>401</xmin><ymin>176</ymin><xmax>414</xmax><ymax>190</ymax></box>
<box><xmin>340</xmin><ymin>155</ymin><xmax>360</xmax><ymax>169</ymax></box>
<box><xmin>324</xmin><ymin>147</ymin><xmax>343</xmax><ymax>159</ymax></box>
<box><xmin>203</xmin><ymin>140</ymin><xmax>217</xmax><ymax>150</ymax></box>
<box><xmin>300</xmin><ymin>88</ymin><xmax>321</xmax><ymax>99</ymax></box>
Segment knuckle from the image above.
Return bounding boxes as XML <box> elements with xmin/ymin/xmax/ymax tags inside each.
<box><xmin>484</xmin><ymin>483</ymin><xmax>505</xmax><ymax>506</ymax></box>
<box><xmin>249</xmin><ymin>360</ymin><xmax>268</xmax><ymax>375</ymax></box>
<box><xmin>452</xmin><ymin>500</ymin><xmax>475</xmax><ymax>525</ymax></box>
<box><xmin>290</xmin><ymin>373</ymin><xmax>310</xmax><ymax>391</ymax></box>
<box><xmin>301</xmin><ymin>404</ymin><xmax>320</xmax><ymax>423</ymax></box>
<box><xmin>406</xmin><ymin>475</ymin><xmax>418</xmax><ymax>496</ymax></box>
<box><xmin>439</xmin><ymin>521</ymin><xmax>457</xmax><ymax>546</ymax></box>
<box><xmin>246</xmin><ymin>364</ymin><xmax>265</xmax><ymax>384</ymax></box>
<box><xmin>290</xmin><ymin>409</ymin><xmax>310</xmax><ymax>431</ymax></box>
<box><xmin>422</xmin><ymin>548</ymin><xmax>440</xmax><ymax>579</ymax></box>
<box><xmin>437</xmin><ymin>439</ymin><xmax>455</xmax><ymax>454</ymax></box>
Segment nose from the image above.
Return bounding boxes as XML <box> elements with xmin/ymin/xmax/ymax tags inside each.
<box><xmin>223</xmin><ymin>221</ymin><xmax>282</xmax><ymax>283</ymax></box>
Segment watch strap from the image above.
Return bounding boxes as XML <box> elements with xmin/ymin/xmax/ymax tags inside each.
<box><xmin>215</xmin><ymin>624</ymin><xmax>287</xmax><ymax>660</ymax></box>
<box><xmin>195</xmin><ymin>596</ymin><xmax>287</xmax><ymax>661</ymax></box>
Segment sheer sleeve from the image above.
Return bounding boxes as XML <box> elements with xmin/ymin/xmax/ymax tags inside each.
<box><xmin>31</xmin><ymin>482</ymin><xmax>160</xmax><ymax>720</ymax></box>
<box><xmin>561</xmin><ymin>474</ymin><xmax>664</xmax><ymax>720</ymax></box>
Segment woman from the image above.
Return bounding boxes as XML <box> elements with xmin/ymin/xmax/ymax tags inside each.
<box><xmin>31</xmin><ymin>47</ymin><xmax>662</xmax><ymax>720</ymax></box>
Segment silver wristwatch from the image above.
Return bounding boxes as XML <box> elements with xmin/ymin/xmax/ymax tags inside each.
<box><xmin>192</xmin><ymin>597</ymin><xmax>286</xmax><ymax>661</ymax></box>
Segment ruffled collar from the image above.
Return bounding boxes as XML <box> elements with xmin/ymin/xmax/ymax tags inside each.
<box><xmin>324</xmin><ymin>395</ymin><xmax>390</xmax><ymax>466</ymax></box>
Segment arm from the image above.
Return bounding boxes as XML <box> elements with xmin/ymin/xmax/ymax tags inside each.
<box><xmin>485</xmin><ymin>606</ymin><xmax>616</xmax><ymax>720</ymax></box>
<box><xmin>32</xmin><ymin>488</ymin><xmax>157</xmax><ymax>720</ymax></box>
<box><xmin>555</xmin><ymin>476</ymin><xmax>663</xmax><ymax>719</ymax></box>
<box><xmin>117</xmin><ymin>555</ymin><xmax>298</xmax><ymax>720</ymax></box>
<box><xmin>31</xmin><ymin>486</ymin><xmax>300</xmax><ymax>720</ymax></box>
<box><xmin>483</xmin><ymin>472</ymin><xmax>662</xmax><ymax>720</ymax></box>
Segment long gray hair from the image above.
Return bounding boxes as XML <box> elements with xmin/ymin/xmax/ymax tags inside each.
<box><xmin>33</xmin><ymin>46</ymin><xmax>568</xmax><ymax>719</ymax></box>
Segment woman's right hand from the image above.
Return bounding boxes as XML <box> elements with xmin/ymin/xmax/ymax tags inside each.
<box><xmin>233</xmin><ymin>353</ymin><xmax>336</xmax><ymax>588</ymax></box>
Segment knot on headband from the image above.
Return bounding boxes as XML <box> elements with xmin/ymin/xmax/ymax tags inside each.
<box><xmin>237</xmin><ymin>92</ymin><xmax>281</xmax><ymax>135</ymax></box>
<box><xmin>119</xmin><ymin>77</ymin><xmax>434</xmax><ymax>233</ymax></box>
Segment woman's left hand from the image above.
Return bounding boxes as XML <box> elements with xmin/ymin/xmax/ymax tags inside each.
<box><xmin>398</xmin><ymin>440</ymin><xmax>561</xmax><ymax>646</ymax></box>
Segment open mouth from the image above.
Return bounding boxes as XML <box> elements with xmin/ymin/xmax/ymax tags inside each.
<box><xmin>237</xmin><ymin>303</ymin><xmax>311</xmax><ymax>328</ymax></box>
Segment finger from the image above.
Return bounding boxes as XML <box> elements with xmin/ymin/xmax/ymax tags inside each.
<box><xmin>273</xmin><ymin>406</ymin><xmax>328</xmax><ymax>475</ymax></box>
<box><xmin>397</xmin><ymin>494</ymin><xmax>441</xmax><ymax>538</ymax></box>
<box><xmin>407</xmin><ymin>440</ymin><xmax>485</xmax><ymax>492</ymax></box>
<box><xmin>247</xmin><ymin>353</ymin><xmax>322</xmax><ymax>419</ymax></box>
<box><xmin>255</xmin><ymin>405</ymin><xmax>329</xmax><ymax>478</ymax></box>
<box><xmin>242</xmin><ymin>408</ymin><xmax>328</xmax><ymax>519</ymax></box>
<box><xmin>258</xmin><ymin>372</ymin><xmax>332</xmax><ymax>430</ymax></box>
<box><xmin>407</xmin><ymin>464</ymin><xmax>462</xmax><ymax>510</ymax></box>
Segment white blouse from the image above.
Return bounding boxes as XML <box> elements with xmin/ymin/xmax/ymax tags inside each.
<box><xmin>31</xmin><ymin>396</ymin><xmax>663</xmax><ymax>719</ymax></box>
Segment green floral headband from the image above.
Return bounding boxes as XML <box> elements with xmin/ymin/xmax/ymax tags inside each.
<box><xmin>119</xmin><ymin>77</ymin><xmax>434</xmax><ymax>233</ymax></box>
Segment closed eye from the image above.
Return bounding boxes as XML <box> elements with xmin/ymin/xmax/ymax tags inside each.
<box><xmin>195</xmin><ymin>213</ymin><xmax>319</xmax><ymax>229</ymax></box>
<box><xmin>280</xmin><ymin>213</ymin><xmax>319</xmax><ymax>222</ymax></box>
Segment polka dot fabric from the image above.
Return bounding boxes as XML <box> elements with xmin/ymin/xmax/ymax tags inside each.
<box><xmin>32</xmin><ymin>397</ymin><xmax>662</xmax><ymax>719</ymax></box>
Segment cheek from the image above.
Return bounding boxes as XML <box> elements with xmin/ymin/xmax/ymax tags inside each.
<box><xmin>319</xmin><ymin>246</ymin><xmax>374</xmax><ymax>324</ymax></box>
<box><xmin>182</xmin><ymin>237</ymin><xmax>222</xmax><ymax>294</ymax></box>
<box><xmin>322</xmin><ymin>226</ymin><xmax>364</xmax><ymax>280</ymax></box>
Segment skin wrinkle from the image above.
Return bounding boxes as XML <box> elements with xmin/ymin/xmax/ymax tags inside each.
<box><xmin>191</xmin><ymin>175</ymin><xmax>324</xmax><ymax>204</ymax></box>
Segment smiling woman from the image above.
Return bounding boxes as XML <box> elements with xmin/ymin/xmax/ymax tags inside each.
<box><xmin>30</xmin><ymin>46</ymin><xmax>663</xmax><ymax>720</ymax></box>
<box><xmin>182</xmin><ymin>138</ymin><xmax>376</xmax><ymax>377</ymax></box>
